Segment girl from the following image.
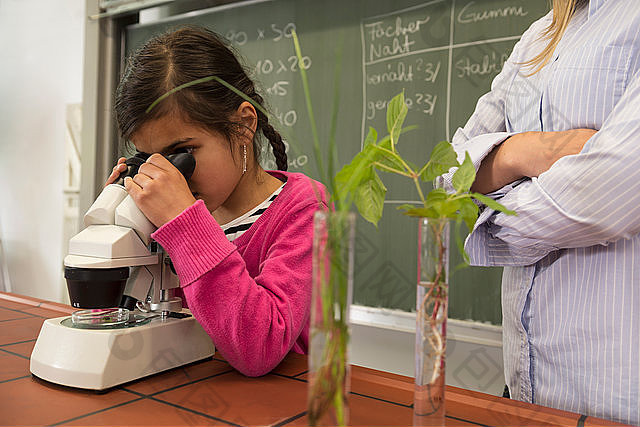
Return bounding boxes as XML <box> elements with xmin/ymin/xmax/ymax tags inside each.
<box><xmin>443</xmin><ymin>0</ymin><xmax>640</xmax><ymax>424</ymax></box>
<box><xmin>106</xmin><ymin>26</ymin><xmax>327</xmax><ymax>377</ymax></box>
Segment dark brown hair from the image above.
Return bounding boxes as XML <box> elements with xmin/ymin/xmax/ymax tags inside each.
<box><xmin>115</xmin><ymin>25</ymin><xmax>288</xmax><ymax>170</ymax></box>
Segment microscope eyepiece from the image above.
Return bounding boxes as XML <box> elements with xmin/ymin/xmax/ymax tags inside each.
<box><xmin>114</xmin><ymin>152</ymin><xmax>195</xmax><ymax>185</ymax></box>
<box><xmin>166</xmin><ymin>152</ymin><xmax>196</xmax><ymax>181</ymax></box>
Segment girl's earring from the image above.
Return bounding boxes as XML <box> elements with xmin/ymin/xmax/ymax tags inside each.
<box><xmin>242</xmin><ymin>144</ymin><xmax>247</xmax><ymax>174</ymax></box>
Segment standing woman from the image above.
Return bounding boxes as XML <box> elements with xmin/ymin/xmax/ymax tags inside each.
<box><xmin>107</xmin><ymin>26</ymin><xmax>327</xmax><ymax>377</ymax></box>
<box><xmin>443</xmin><ymin>0</ymin><xmax>640</xmax><ymax>424</ymax></box>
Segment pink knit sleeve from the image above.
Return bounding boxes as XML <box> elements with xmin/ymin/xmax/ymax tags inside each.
<box><xmin>151</xmin><ymin>198</ymin><xmax>318</xmax><ymax>377</ymax></box>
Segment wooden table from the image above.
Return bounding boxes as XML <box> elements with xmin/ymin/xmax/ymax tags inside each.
<box><xmin>0</xmin><ymin>292</ymin><xmax>627</xmax><ymax>426</ymax></box>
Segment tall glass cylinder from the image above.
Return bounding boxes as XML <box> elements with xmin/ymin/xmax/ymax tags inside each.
<box><xmin>414</xmin><ymin>217</ymin><xmax>450</xmax><ymax>426</ymax></box>
<box><xmin>308</xmin><ymin>210</ymin><xmax>355</xmax><ymax>427</ymax></box>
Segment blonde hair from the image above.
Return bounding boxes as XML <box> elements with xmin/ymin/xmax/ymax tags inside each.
<box><xmin>523</xmin><ymin>0</ymin><xmax>588</xmax><ymax>75</ymax></box>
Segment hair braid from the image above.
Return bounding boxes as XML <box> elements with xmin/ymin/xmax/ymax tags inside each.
<box><xmin>255</xmin><ymin>107</ymin><xmax>288</xmax><ymax>171</ymax></box>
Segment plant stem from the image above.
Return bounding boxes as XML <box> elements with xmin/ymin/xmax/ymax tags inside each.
<box><xmin>417</xmin><ymin>219</ymin><xmax>447</xmax><ymax>394</ymax></box>
<box><xmin>371</xmin><ymin>144</ymin><xmax>415</xmax><ymax>177</ymax></box>
<box><xmin>417</xmin><ymin>161</ymin><xmax>431</xmax><ymax>179</ymax></box>
<box><xmin>292</xmin><ymin>31</ymin><xmax>326</xmax><ymax>185</ymax></box>
<box><xmin>309</xmin><ymin>213</ymin><xmax>351</xmax><ymax>426</ymax></box>
<box><xmin>414</xmin><ymin>176</ymin><xmax>427</xmax><ymax>206</ymax></box>
<box><xmin>372</xmin><ymin>161</ymin><xmax>413</xmax><ymax>177</ymax></box>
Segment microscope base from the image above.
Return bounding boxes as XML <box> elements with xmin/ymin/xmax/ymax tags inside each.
<box><xmin>30</xmin><ymin>311</ymin><xmax>215</xmax><ymax>390</ymax></box>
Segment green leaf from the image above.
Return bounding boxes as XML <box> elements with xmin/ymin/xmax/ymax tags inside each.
<box><xmin>354</xmin><ymin>170</ymin><xmax>386</xmax><ymax>226</ymax></box>
<box><xmin>425</xmin><ymin>188</ymin><xmax>448</xmax><ymax>204</ymax></box>
<box><xmin>335</xmin><ymin>138</ymin><xmax>386</xmax><ymax>199</ymax></box>
<box><xmin>458</xmin><ymin>197</ymin><xmax>479</xmax><ymax>232</ymax></box>
<box><xmin>423</xmin><ymin>188</ymin><xmax>449</xmax><ymax>218</ymax></box>
<box><xmin>371</xmin><ymin>145</ymin><xmax>406</xmax><ymax>172</ymax></box>
<box><xmin>363</xmin><ymin>127</ymin><xmax>377</xmax><ymax>147</ymax></box>
<box><xmin>438</xmin><ymin>198</ymin><xmax>461</xmax><ymax>218</ymax></box>
<box><xmin>420</xmin><ymin>141</ymin><xmax>460</xmax><ymax>182</ymax></box>
<box><xmin>378</xmin><ymin>135</ymin><xmax>391</xmax><ymax>150</ymax></box>
<box><xmin>367</xmin><ymin>132</ymin><xmax>410</xmax><ymax>174</ymax></box>
<box><xmin>471</xmin><ymin>193</ymin><xmax>517</xmax><ymax>216</ymax></box>
<box><xmin>377</xmin><ymin>125</ymin><xmax>417</xmax><ymax>150</ymax></box>
<box><xmin>335</xmin><ymin>124</ymin><xmax>417</xmax><ymax>208</ymax></box>
<box><xmin>291</xmin><ymin>31</ymin><xmax>324</xmax><ymax>183</ymax></box>
<box><xmin>403</xmin><ymin>207</ymin><xmax>438</xmax><ymax>218</ymax></box>
<box><xmin>405</xmin><ymin>159</ymin><xmax>419</xmax><ymax>171</ymax></box>
<box><xmin>396</xmin><ymin>203</ymin><xmax>416</xmax><ymax>212</ymax></box>
<box><xmin>452</xmin><ymin>152</ymin><xmax>476</xmax><ymax>193</ymax></box>
<box><xmin>453</xmin><ymin>219</ymin><xmax>471</xmax><ymax>266</ymax></box>
<box><xmin>386</xmin><ymin>92</ymin><xmax>408</xmax><ymax>149</ymax></box>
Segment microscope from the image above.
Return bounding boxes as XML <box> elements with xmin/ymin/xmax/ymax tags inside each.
<box><xmin>30</xmin><ymin>152</ymin><xmax>215</xmax><ymax>390</ymax></box>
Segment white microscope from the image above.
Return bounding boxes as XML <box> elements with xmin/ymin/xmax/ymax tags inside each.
<box><xmin>30</xmin><ymin>152</ymin><xmax>215</xmax><ymax>390</ymax></box>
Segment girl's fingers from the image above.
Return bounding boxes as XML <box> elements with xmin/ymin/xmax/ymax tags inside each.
<box><xmin>131</xmin><ymin>172</ymin><xmax>153</xmax><ymax>189</ymax></box>
<box><xmin>124</xmin><ymin>176</ymin><xmax>140</xmax><ymax>197</ymax></box>
<box><xmin>144</xmin><ymin>153</ymin><xmax>175</xmax><ymax>173</ymax></box>
<box><xmin>105</xmin><ymin>162</ymin><xmax>129</xmax><ymax>186</ymax></box>
<box><xmin>138</xmin><ymin>162</ymin><xmax>165</xmax><ymax>180</ymax></box>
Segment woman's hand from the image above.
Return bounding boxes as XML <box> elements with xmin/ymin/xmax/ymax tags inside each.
<box><xmin>124</xmin><ymin>153</ymin><xmax>197</xmax><ymax>228</ymax></box>
<box><xmin>105</xmin><ymin>157</ymin><xmax>127</xmax><ymax>187</ymax></box>
<box><xmin>471</xmin><ymin>128</ymin><xmax>597</xmax><ymax>194</ymax></box>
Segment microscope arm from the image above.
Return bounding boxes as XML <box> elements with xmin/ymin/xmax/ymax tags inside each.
<box><xmin>120</xmin><ymin>266</ymin><xmax>153</xmax><ymax>310</ymax></box>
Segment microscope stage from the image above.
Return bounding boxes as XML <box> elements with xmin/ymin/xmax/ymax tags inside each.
<box><xmin>30</xmin><ymin>311</ymin><xmax>215</xmax><ymax>390</ymax></box>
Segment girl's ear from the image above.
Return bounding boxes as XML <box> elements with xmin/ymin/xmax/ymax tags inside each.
<box><xmin>237</xmin><ymin>101</ymin><xmax>258</xmax><ymax>134</ymax></box>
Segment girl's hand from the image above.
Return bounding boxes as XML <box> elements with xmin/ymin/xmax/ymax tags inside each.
<box><xmin>105</xmin><ymin>157</ymin><xmax>127</xmax><ymax>187</ymax></box>
<box><xmin>124</xmin><ymin>153</ymin><xmax>197</xmax><ymax>228</ymax></box>
<box><xmin>471</xmin><ymin>128</ymin><xmax>597</xmax><ymax>194</ymax></box>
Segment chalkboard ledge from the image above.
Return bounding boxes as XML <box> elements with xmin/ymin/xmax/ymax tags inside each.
<box><xmin>350</xmin><ymin>304</ymin><xmax>502</xmax><ymax>348</ymax></box>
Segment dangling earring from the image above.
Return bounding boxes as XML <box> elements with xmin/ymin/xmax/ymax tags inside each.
<box><xmin>242</xmin><ymin>144</ymin><xmax>247</xmax><ymax>174</ymax></box>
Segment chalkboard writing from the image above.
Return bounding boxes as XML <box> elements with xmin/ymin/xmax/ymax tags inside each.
<box><xmin>125</xmin><ymin>0</ymin><xmax>549</xmax><ymax>324</ymax></box>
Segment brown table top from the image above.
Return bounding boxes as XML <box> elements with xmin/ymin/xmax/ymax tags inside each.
<box><xmin>0</xmin><ymin>291</ymin><xmax>627</xmax><ymax>427</ymax></box>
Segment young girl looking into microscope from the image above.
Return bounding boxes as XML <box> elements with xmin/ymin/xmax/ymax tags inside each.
<box><xmin>106</xmin><ymin>26</ymin><xmax>327</xmax><ymax>377</ymax></box>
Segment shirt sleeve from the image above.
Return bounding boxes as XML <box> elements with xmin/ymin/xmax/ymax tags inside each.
<box><xmin>151</xmin><ymin>198</ymin><xmax>319</xmax><ymax>377</ymax></box>
<box><xmin>440</xmin><ymin>12</ymin><xmax>551</xmax><ymax>194</ymax></box>
<box><xmin>467</xmin><ymin>68</ymin><xmax>640</xmax><ymax>267</ymax></box>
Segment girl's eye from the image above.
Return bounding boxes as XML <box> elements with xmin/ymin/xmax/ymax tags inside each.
<box><xmin>175</xmin><ymin>146</ymin><xmax>194</xmax><ymax>155</ymax></box>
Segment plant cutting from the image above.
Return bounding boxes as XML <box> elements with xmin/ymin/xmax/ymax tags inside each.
<box><xmin>288</xmin><ymin>32</ymin><xmax>355</xmax><ymax>427</ymax></box>
<box><xmin>289</xmin><ymin>22</ymin><xmax>515</xmax><ymax>421</ymax></box>
<box><xmin>334</xmin><ymin>91</ymin><xmax>515</xmax><ymax>424</ymax></box>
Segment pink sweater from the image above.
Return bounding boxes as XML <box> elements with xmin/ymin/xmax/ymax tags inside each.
<box><xmin>151</xmin><ymin>171</ymin><xmax>327</xmax><ymax>376</ymax></box>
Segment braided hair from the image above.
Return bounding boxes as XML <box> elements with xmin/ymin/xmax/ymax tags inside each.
<box><xmin>252</xmin><ymin>92</ymin><xmax>288</xmax><ymax>171</ymax></box>
<box><xmin>115</xmin><ymin>25</ymin><xmax>288</xmax><ymax>171</ymax></box>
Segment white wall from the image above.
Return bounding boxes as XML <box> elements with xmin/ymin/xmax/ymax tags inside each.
<box><xmin>0</xmin><ymin>0</ymin><xmax>85</xmax><ymax>302</ymax></box>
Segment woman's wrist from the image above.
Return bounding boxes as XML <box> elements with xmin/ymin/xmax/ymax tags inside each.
<box><xmin>499</xmin><ymin>132</ymin><xmax>533</xmax><ymax>178</ymax></box>
<box><xmin>470</xmin><ymin>134</ymin><xmax>529</xmax><ymax>194</ymax></box>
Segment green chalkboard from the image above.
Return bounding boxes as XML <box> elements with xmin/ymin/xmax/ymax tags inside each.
<box><xmin>125</xmin><ymin>0</ymin><xmax>549</xmax><ymax>324</ymax></box>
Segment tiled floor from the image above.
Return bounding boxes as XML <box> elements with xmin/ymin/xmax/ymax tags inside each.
<box><xmin>0</xmin><ymin>293</ymin><xmax>627</xmax><ymax>427</ymax></box>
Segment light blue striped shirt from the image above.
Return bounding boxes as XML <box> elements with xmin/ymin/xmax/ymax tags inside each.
<box><xmin>443</xmin><ymin>0</ymin><xmax>640</xmax><ymax>424</ymax></box>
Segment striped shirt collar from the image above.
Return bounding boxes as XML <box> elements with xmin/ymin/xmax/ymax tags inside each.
<box><xmin>220</xmin><ymin>182</ymin><xmax>286</xmax><ymax>241</ymax></box>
